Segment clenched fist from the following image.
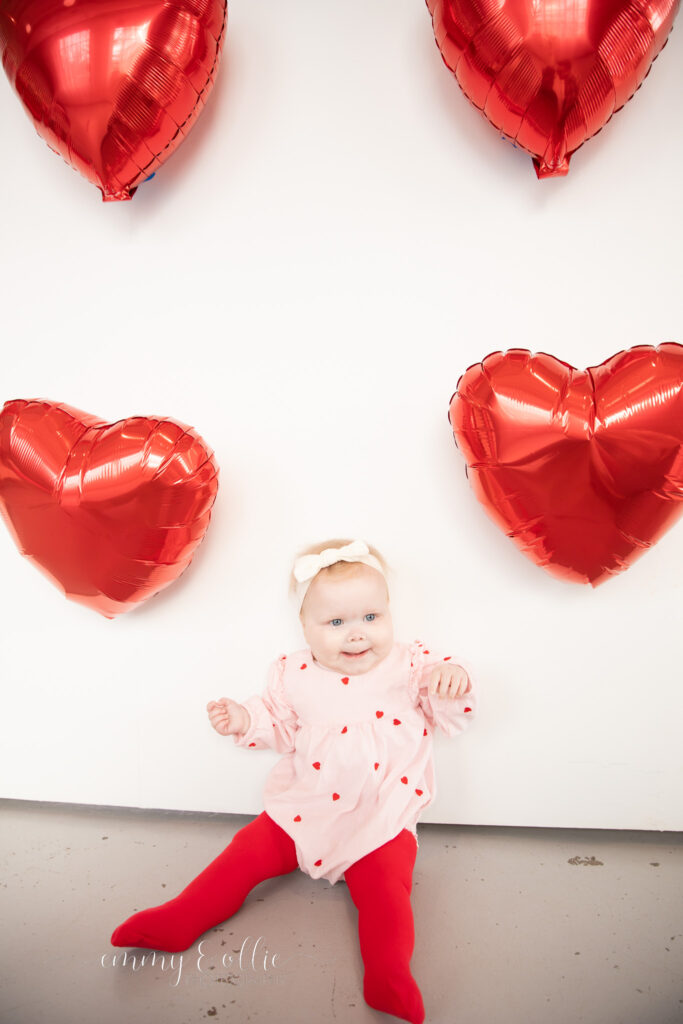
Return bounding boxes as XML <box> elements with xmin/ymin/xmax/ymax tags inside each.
<box><xmin>207</xmin><ymin>698</ymin><xmax>251</xmax><ymax>737</ymax></box>
<box><xmin>427</xmin><ymin>663</ymin><xmax>470</xmax><ymax>699</ymax></box>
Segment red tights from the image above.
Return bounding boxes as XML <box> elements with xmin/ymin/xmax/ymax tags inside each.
<box><xmin>111</xmin><ymin>811</ymin><xmax>424</xmax><ymax>1024</ymax></box>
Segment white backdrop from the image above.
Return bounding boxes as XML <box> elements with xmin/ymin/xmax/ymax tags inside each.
<box><xmin>1</xmin><ymin>0</ymin><xmax>681</xmax><ymax>830</ymax></box>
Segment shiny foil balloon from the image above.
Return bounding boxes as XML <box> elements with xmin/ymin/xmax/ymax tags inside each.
<box><xmin>449</xmin><ymin>345</ymin><xmax>683</xmax><ymax>585</ymax></box>
<box><xmin>426</xmin><ymin>0</ymin><xmax>680</xmax><ymax>177</ymax></box>
<box><xmin>0</xmin><ymin>0</ymin><xmax>227</xmax><ymax>200</ymax></box>
<box><xmin>0</xmin><ymin>400</ymin><xmax>219</xmax><ymax>615</ymax></box>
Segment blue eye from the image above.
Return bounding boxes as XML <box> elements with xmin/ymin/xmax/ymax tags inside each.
<box><xmin>330</xmin><ymin>618</ymin><xmax>343</xmax><ymax>627</ymax></box>
<box><xmin>365</xmin><ymin>614</ymin><xmax>376</xmax><ymax>622</ymax></box>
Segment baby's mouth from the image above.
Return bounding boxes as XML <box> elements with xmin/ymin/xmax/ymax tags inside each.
<box><xmin>342</xmin><ymin>649</ymin><xmax>370</xmax><ymax>659</ymax></box>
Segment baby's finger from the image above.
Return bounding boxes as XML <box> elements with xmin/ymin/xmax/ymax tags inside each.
<box><xmin>446</xmin><ymin>676</ymin><xmax>462</xmax><ymax>698</ymax></box>
<box><xmin>428</xmin><ymin>669</ymin><xmax>442</xmax><ymax>695</ymax></box>
<box><xmin>443</xmin><ymin>677</ymin><xmax>458</xmax><ymax>699</ymax></box>
<box><xmin>455</xmin><ymin>672</ymin><xmax>471</xmax><ymax>697</ymax></box>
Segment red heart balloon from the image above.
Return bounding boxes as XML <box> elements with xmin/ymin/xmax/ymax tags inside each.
<box><xmin>0</xmin><ymin>0</ymin><xmax>227</xmax><ymax>200</ymax></box>
<box><xmin>449</xmin><ymin>344</ymin><xmax>683</xmax><ymax>585</ymax></box>
<box><xmin>426</xmin><ymin>0</ymin><xmax>680</xmax><ymax>177</ymax></box>
<box><xmin>0</xmin><ymin>399</ymin><xmax>219</xmax><ymax>615</ymax></box>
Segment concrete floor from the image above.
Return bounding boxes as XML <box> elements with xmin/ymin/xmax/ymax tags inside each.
<box><xmin>0</xmin><ymin>800</ymin><xmax>681</xmax><ymax>1024</ymax></box>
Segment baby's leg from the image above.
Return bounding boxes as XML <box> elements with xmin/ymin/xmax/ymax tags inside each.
<box><xmin>344</xmin><ymin>829</ymin><xmax>425</xmax><ymax>1024</ymax></box>
<box><xmin>110</xmin><ymin>812</ymin><xmax>297</xmax><ymax>953</ymax></box>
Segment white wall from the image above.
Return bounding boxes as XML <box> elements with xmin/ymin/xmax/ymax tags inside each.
<box><xmin>1</xmin><ymin>0</ymin><xmax>681</xmax><ymax>830</ymax></box>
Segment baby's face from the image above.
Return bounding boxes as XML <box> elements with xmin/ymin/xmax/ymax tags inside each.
<box><xmin>299</xmin><ymin>566</ymin><xmax>394</xmax><ymax>675</ymax></box>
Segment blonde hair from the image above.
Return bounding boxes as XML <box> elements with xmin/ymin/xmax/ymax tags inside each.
<box><xmin>289</xmin><ymin>538</ymin><xmax>389</xmax><ymax>600</ymax></box>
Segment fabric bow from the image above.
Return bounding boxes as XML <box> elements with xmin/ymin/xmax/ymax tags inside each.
<box><xmin>293</xmin><ymin>540</ymin><xmax>371</xmax><ymax>583</ymax></box>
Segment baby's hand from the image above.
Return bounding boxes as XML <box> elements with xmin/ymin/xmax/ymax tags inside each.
<box><xmin>206</xmin><ymin>698</ymin><xmax>251</xmax><ymax>736</ymax></box>
<box><xmin>427</xmin><ymin>664</ymin><xmax>470</xmax><ymax>700</ymax></box>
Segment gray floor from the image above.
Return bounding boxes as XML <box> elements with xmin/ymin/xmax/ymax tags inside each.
<box><xmin>1</xmin><ymin>800</ymin><xmax>681</xmax><ymax>1024</ymax></box>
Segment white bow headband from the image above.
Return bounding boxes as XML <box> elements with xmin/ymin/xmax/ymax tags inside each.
<box><xmin>293</xmin><ymin>540</ymin><xmax>385</xmax><ymax>607</ymax></box>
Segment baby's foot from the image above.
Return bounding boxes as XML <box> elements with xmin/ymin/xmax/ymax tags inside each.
<box><xmin>363</xmin><ymin>967</ymin><xmax>425</xmax><ymax>1024</ymax></box>
<box><xmin>111</xmin><ymin>898</ymin><xmax>200</xmax><ymax>953</ymax></box>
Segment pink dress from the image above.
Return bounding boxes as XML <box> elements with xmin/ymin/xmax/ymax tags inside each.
<box><xmin>233</xmin><ymin>640</ymin><xmax>475</xmax><ymax>885</ymax></box>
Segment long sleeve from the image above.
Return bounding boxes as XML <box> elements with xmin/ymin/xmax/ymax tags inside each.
<box><xmin>232</xmin><ymin>656</ymin><xmax>300</xmax><ymax>754</ymax></box>
<box><xmin>408</xmin><ymin>641</ymin><xmax>476</xmax><ymax>737</ymax></box>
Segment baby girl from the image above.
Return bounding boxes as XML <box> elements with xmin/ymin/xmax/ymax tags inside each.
<box><xmin>111</xmin><ymin>538</ymin><xmax>475</xmax><ymax>1023</ymax></box>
